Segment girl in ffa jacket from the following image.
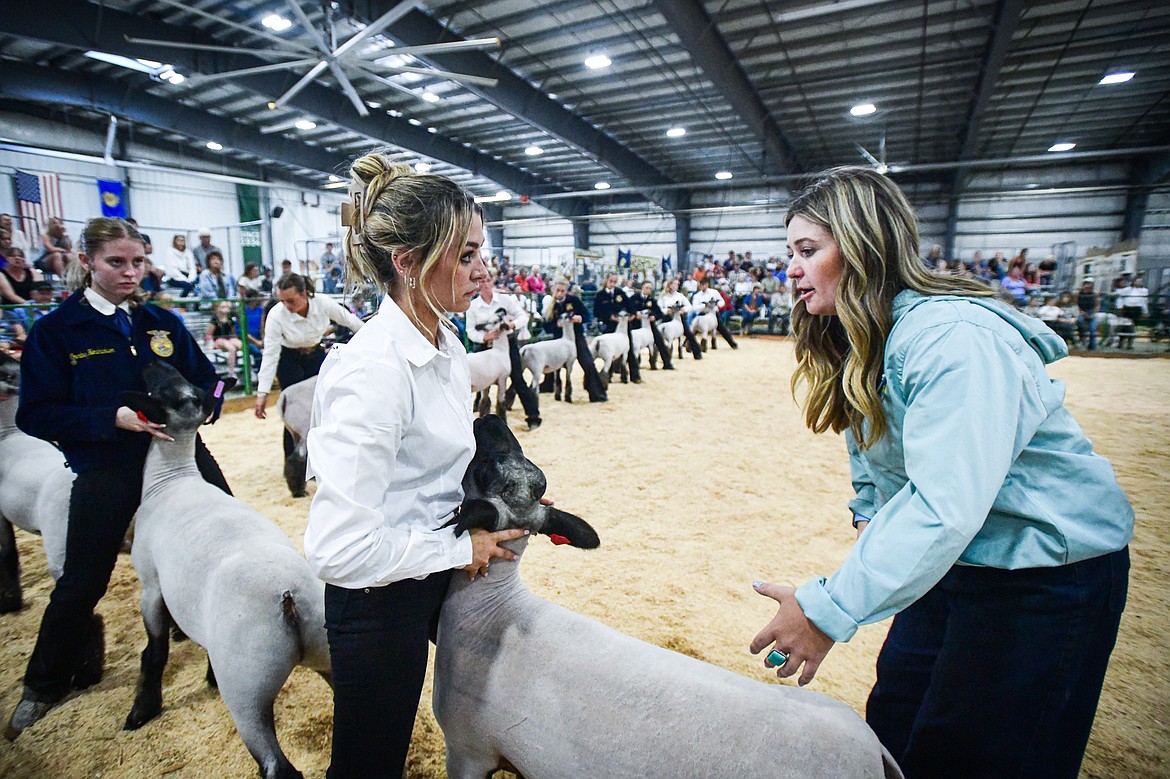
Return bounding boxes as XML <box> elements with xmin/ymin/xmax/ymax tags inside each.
<box><xmin>750</xmin><ymin>168</ymin><xmax>1132</xmax><ymax>779</ymax></box>
<box><xmin>6</xmin><ymin>217</ymin><xmax>231</xmax><ymax>739</ymax></box>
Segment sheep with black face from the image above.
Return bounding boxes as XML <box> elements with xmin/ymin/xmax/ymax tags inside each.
<box><xmin>433</xmin><ymin>415</ymin><xmax>901</xmax><ymax>779</ymax></box>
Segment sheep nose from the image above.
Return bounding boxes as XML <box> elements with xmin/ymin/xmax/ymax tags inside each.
<box><xmin>528</xmin><ymin>468</ymin><xmax>547</xmax><ymax>501</ymax></box>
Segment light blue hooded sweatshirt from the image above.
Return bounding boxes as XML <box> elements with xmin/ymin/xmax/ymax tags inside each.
<box><xmin>796</xmin><ymin>290</ymin><xmax>1134</xmax><ymax>643</ymax></box>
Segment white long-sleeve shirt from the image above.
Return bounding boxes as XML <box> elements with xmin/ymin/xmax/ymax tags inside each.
<box><xmin>304</xmin><ymin>298</ymin><xmax>474</xmax><ymax>588</ymax></box>
<box><xmin>162</xmin><ymin>247</ymin><xmax>197</xmax><ymax>283</ymax></box>
<box><xmin>465</xmin><ymin>291</ymin><xmax>531</xmax><ymax>344</ymax></box>
<box><xmin>691</xmin><ymin>288</ymin><xmax>724</xmax><ymax>311</ymax></box>
<box><xmin>257</xmin><ymin>295</ymin><xmax>365</xmax><ymax>394</ymax></box>
<box><xmin>656</xmin><ymin>291</ymin><xmax>691</xmax><ymax>314</ymax></box>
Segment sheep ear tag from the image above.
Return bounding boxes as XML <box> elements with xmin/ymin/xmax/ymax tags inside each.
<box><xmin>120</xmin><ymin>390</ymin><xmax>167</xmax><ymax>424</ymax></box>
<box><xmin>543</xmin><ymin>508</ymin><xmax>600</xmax><ymax>549</ymax></box>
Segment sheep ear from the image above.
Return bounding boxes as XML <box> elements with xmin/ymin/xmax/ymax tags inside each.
<box><xmin>120</xmin><ymin>391</ymin><xmax>167</xmax><ymax>424</ymax></box>
<box><xmin>447</xmin><ymin>498</ymin><xmax>499</xmax><ymax>537</ymax></box>
<box><xmin>542</xmin><ymin>507</ymin><xmax>600</xmax><ymax>549</ymax></box>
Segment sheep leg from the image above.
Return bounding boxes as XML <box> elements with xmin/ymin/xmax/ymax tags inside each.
<box><xmin>445</xmin><ymin>745</ymin><xmax>505</xmax><ymax>779</ymax></box>
<box><xmin>494</xmin><ymin>379</ymin><xmax>508</xmax><ymax>420</ymax></box>
<box><xmin>0</xmin><ymin>518</ymin><xmax>22</xmax><ymax>614</ymax></box>
<box><xmin>563</xmin><ymin>365</ymin><xmax>573</xmax><ymax>403</ymax></box>
<box><xmin>215</xmin><ymin>653</ymin><xmax>302</xmax><ymax>779</ymax></box>
<box><xmin>552</xmin><ymin>370</ymin><xmax>562</xmax><ymax>402</ymax></box>
<box><xmin>124</xmin><ymin>592</ymin><xmax>171</xmax><ymax>730</ymax></box>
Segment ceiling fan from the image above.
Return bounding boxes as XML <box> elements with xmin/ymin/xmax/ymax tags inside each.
<box><xmin>123</xmin><ymin>0</ymin><xmax>500</xmax><ymax>117</ymax></box>
<box><xmin>856</xmin><ymin>132</ymin><xmax>889</xmax><ymax>175</ymax></box>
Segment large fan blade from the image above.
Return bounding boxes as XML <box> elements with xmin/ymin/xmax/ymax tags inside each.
<box><xmin>332</xmin><ymin>1</ymin><xmax>418</xmax><ymax>60</ymax></box>
<box><xmin>150</xmin><ymin>0</ymin><xmax>316</xmax><ymax>55</ymax></box>
<box><xmin>350</xmin><ymin>64</ymin><xmax>429</xmax><ymax>99</ymax></box>
<box><xmin>390</xmin><ymin>63</ymin><xmax>498</xmax><ymax>88</ymax></box>
<box><xmin>275</xmin><ymin>60</ymin><xmax>329</xmax><ymax>107</ymax></box>
<box><xmin>328</xmin><ymin>62</ymin><xmax>371</xmax><ymax>117</ymax></box>
<box><xmin>185</xmin><ymin>59</ymin><xmax>318</xmax><ymax>85</ymax></box>
<box><xmin>284</xmin><ymin>0</ymin><xmax>333</xmax><ymax>55</ymax></box>
<box><xmin>371</xmin><ymin>37</ymin><xmax>500</xmax><ymax>60</ymax></box>
<box><xmin>124</xmin><ymin>35</ymin><xmax>292</xmax><ymax>58</ymax></box>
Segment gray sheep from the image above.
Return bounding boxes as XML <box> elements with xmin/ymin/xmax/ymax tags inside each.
<box><xmin>434</xmin><ymin>415</ymin><xmax>902</xmax><ymax>779</ymax></box>
<box><xmin>121</xmin><ymin>361</ymin><xmax>330</xmax><ymax>779</ymax></box>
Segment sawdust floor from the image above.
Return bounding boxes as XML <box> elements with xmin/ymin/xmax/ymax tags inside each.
<box><xmin>1</xmin><ymin>337</ymin><xmax>1166</xmax><ymax>777</ymax></box>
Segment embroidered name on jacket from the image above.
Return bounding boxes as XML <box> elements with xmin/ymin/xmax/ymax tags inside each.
<box><xmin>69</xmin><ymin>347</ymin><xmax>116</xmax><ymax>363</ymax></box>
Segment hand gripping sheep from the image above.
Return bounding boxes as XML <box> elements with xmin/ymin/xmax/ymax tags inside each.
<box><xmin>121</xmin><ymin>362</ymin><xmax>331</xmax><ymax>779</ymax></box>
<box><xmin>434</xmin><ymin>415</ymin><xmax>903</xmax><ymax>779</ymax></box>
<box><xmin>276</xmin><ymin>375</ymin><xmax>317</xmax><ymax>498</ymax></box>
<box><xmin>520</xmin><ymin>314</ymin><xmax>577</xmax><ymax>403</ymax></box>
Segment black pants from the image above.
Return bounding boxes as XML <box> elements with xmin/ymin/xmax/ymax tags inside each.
<box><xmin>23</xmin><ymin>438</ymin><xmax>230</xmax><ymax>701</ymax></box>
<box><xmin>573</xmin><ymin>327</ymin><xmax>607</xmax><ymax>401</ymax></box>
<box><xmin>648</xmin><ymin>320</ymin><xmax>674</xmax><ymax>369</ymax></box>
<box><xmin>868</xmin><ymin>548</ymin><xmax>1129</xmax><ymax>779</ymax></box>
<box><xmin>506</xmin><ymin>334</ymin><xmax>540</xmax><ymax>423</ymax></box>
<box><xmin>680</xmin><ymin>317</ymin><xmax>703</xmax><ymax>358</ymax></box>
<box><xmin>324</xmin><ymin>572</ymin><xmax>452</xmax><ymax>779</ymax></box>
<box><xmin>625</xmin><ymin>329</ymin><xmax>642</xmax><ymax>383</ymax></box>
<box><xmin>277</xmin><ymin>346</ymin><xmax>325</xmax><ymax>458</ymax></box>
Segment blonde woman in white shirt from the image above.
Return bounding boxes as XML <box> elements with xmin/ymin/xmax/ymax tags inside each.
<box><xmin>252</xmin><ymin>272</ymin><xmax>364</xmax><ymax>419</ymax></box>
<box><xmin>304</xmin><ymin>153</ymin><xmax>526</xmax><ymax>779</ymax></box>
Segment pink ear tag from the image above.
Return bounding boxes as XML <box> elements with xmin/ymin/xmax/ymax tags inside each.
<box><xmin>549</xmin><ymin>534</ymin><xmax>571</xmax><ymax>546</ymax></box>
<box><xmin>213</xmin><ymin>380</ymin><xmax>225</xmax><ymax>399</ymax></box>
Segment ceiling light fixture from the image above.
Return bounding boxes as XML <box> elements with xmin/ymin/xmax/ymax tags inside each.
<box><xmin>850</xmin><ymin>103</ymin><xmax>877</xmax><ymax>117</ymax></box>
<box><xmin>408</xmin><ymin>118</ymin><xmax>422</xmax><ymax>126</ymax></box>
<box><xmin>584</xmin><ymin>53</ymin><xmax>612</xmax><ymax>70</ymax></box>
<box><xmin>1048</xmin><ymin>142</ymin><xmax>1076</xmax><ymax>152</ymax></box>
<box><xmin>328</xmin><ymin>174</ymin><xmax>342</xmax><ymax>182</ymax></box>
<box><xmin>294</xmin><ymin>119</ymin><xmax>317</xmax><ymax>130</ymax></box>
<box><xmin>421</xmin><ymin>91</ymin><xmax>440</xmax><ymax>103</ymax></box>
<box><xmin>525</xmin><ymin>145</ymin><xmax>544</xmax><ymax>156</ymax></box>
<box><xmin>323</xmin><ymin>181</ymin><xmax>348</xmax><ymax>190</ymax></box>
<box><xmin>206</xmin><ymin>141</ymin><xmax>223</xmax><ymax>151</ymax></box>
<box><xmin>261</xmin><ymin>14</ymin><xmax>292</xmax><ymax>32</ymax></box>
<box><xmin>427</xmin><ymin>126</ymin><xmax>438</xmax><ymax>133</ymax></box>
<box><xmin>666</xmin><ymin>127</ymin><xmax>687</xmax><ymax>138</ymax></box>
<box><xmin>414</xmin><ymin>162</ymin><xmax>432</xmax><ymax>173</ymax></box>
<box><xmin>1099</xmin><ymin>71</ymin><xmax>1135</xmax><ymax>85</ymax></box>
<box><xmin>594</xmin><ymin>181</ymin><xmax>611</xmax><ymax>190</ymax></box>
<box><xmin>474</xmin><ymin>192</ymin><xmax>513</xmax><ymax>203</ymax></box>
<box><xmin>715</xmin><ymin>171</ymin><xmax>733</xmax><ymax>180</ymax></box>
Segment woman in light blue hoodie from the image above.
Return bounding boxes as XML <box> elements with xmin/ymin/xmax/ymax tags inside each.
<box><xmin>750</xmin><ymin>167</ymin><xmax>1132</xmax><ymax>779</ymax></box>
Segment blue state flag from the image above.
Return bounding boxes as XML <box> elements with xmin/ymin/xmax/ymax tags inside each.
<box><xmin>97</xmin><ymin>179</ymin><xmax>127</xmax><ymax>218</ymax></box>
<box><xmin>617</xmin><ymin>248</ymin><xmax>631</xmax><ymax>268</ymax></box>
<box><xmin>662</xmin><ymin>254</ymin><xmax>672</xmax><ymax>275</ymax></box>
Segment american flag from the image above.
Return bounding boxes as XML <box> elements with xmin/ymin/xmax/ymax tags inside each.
<box><xmin>15</xmin><ymin>170</ymin><xmax>64</xmax><ymax>237</ymax></box>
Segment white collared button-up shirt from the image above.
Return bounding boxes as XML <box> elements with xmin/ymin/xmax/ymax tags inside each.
<box><xmin>304</xmin><ymin>298</ymin><xmax>474</xmax><ymax>588</ymax></box>
<box><xmin>257</xmin><ymin>295</ymin><xmax>366</xmax><ymax>394</ymax></box>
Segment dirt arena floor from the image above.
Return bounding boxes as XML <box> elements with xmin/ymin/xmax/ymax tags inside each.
<box><xmin>1</xmin><ymin>337</ymin><xmax>1166</xmax><ymax>778</ymax></box>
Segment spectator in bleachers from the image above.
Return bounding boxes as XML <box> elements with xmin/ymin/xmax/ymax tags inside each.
<box><xmin>923</xmin><ymin>244</ymin><xmax>942</xmax><ymax>268</ymax></box>
<box><xmin>204</xmin><ymin>300</ymin><xmax>244</xmax><ymax>374</ymax></box>
<box><xmin>1076</xmin><ymin>278</ymin><xmax>1100</xmax><ymax>351</ymax></box>
<box><xmin>241</xmin><ymin>289</ymin><xmax>265</xmax><ymax>377</ymax></box>
<box><xmin>320</xmin><ymin>242</ymin><xmax>342</xmax><ymax>294</ymax></box>
<box><xmin>36</xmin><ymin>217</ymin><xmax>71</xmax><ymax>278</ymax></box>
<box><xmin>162</xmin><ymin>234</ymin><xmax>197</xmax><ymax>297</ymax></box>
<box><xmin>739</xmin><ymin>284</ymin><xmax>766</xmax><ymax>335</ymax></box>
<box><xmin>124</xmin><ymin>218</ymin><xmax>152</xmax><ymax>255</ymax></box>
<box><xmin>1001</xmin><ymin>264</ymin><xmax>1029</xmax><ymax>307</ymax></box>
<box><xmin>1</xmin><ymin>214</ymin><xmax>32</xmax><ymax>256</ymax></box>
<box><xmin>192</xmin><ymin>228</ymin><xmax>222</xmax><ymax>270</ymax></box>
<box><xmin>237</xmin><ymin>262</ymin><xmax>264</xmax><ymax>296</ymax></box>
<box><xmin>139</xmin><ymin>258</ymin><xmax>163</xmax><ymax>294</ymax></box>
<box><xmin>25</xmin><ymin>280</ymin><xmax>56</xmax><ymax>324</ymax></box>
<box><xmin>1038</xmin><ymin>294</ymin><xmax>1076</xmax><ymax>345</ymax></box>
<box><xmin>768</xmin><ymin>284</ymin><xmax>792</xmax><ymax>335</ymax></box>
<box><xmin>0</xmin><ymin>312</ymin><xmax>26</xmax><ymax>356</ymax></box>
<box><xmin>1115</xmin><ymin>274</ymin><xmax>1149</xmax><ymax>322</ymax></box>
<box><xmin>1037</xmin><ymin>255</ymin><xmax>1058</xmax><ymax>287</ymax></box>
<box><xmin>1009</xmin><ymin>248</ymin><xmax>1029</xmax><ymax>275</ymax></box>
<box><xmin>195</xmin><ymin>250</ymin><xmax>236</xmax><ymax>300</ymax></box>
<box><xmin>149</xmin><ymin>291</ymin><xmax>185</xmax><ymax>324</ymax></box>
<box><xmin>527</xmin><ymin>269</ymin><xmax>546</xmax><ymax>295</ymax></box>
<box><xmin>1</xmin><ymin>248</ymin><xmax>43</xmax><ymax>304</ymax></box>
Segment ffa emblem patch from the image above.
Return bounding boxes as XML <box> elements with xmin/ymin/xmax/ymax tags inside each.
<box><xmin>148</xmin><ymin>330</ymin><xmax>175</xmax><ymax>357</ymax></box>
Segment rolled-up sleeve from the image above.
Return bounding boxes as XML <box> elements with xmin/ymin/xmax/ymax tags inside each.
<box><xmin>304</xmin><ymin>360</ymin><xmax>471</xmax><ymax>587</ymax></box>
<box><xmin>797</xmin><ymin>322</ymin><xmax>1045</xmax><ymax>642</ymax></box>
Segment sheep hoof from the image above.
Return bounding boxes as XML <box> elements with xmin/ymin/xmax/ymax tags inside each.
<box><xmin>124</xmin><ymin>693</ymin><xmax>163</xmax><ymax>731</ymax></box>
<box><xmin>0</xmin><ymin>592</ymin><xmax>23</xmax><ymax>614</ymax></box>
<box><xmin>72</xmin><ymin>614</ymin><xmax>105</xmax><ymax>690</ymax></box>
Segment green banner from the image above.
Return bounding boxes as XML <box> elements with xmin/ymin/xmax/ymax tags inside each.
<box><xmin>236</xmin><ymin>183</ymin><xmax>262</xmax><ymax>269</ymax></box>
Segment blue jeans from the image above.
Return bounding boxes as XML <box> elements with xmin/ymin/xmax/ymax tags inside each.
<box><xmin>867</xmin><ymin>547</ymin><xmax>1129</xmax><ymax>779</ymax></box>
<box><xmin>1077</xmin><ymin>312</ymin><xmax>1098</xmax><ymax>349</ymax></box>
